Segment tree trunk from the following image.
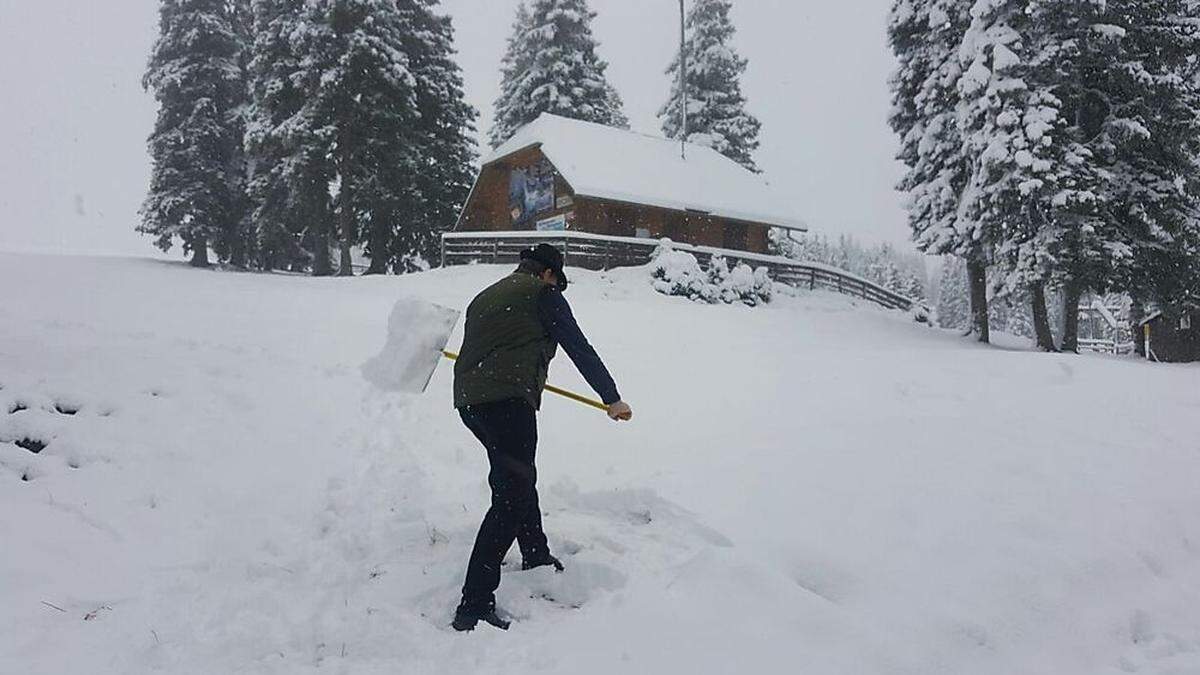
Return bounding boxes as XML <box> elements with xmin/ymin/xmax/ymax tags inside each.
<box><xmin>311</xmin><ymin>225</ymin><xmax>333</xmax><ymax>277</ymax></box>
<box><xmin>228</xmin><ymin>242</ymin><xmax>245</xmax><ymax>269</ymax></box>
<box><xmin>967</xmin><ymin>254</ymin><xmax>990</xmax><ymax>344</ymax></box>
<box><xmin>337</xmin><ymin>202</ymin><xmax>355</xmax><ymax>276</ymax></box>
<box><xmin>259</xmin><ymin>243</ymin><xmax>275</xmax><ymax>273</ymax></box>
<box><xmin>228</xmin><ymin>222</ymin><xmax>247</xmax><ymax>270</ymax></box>
<box><xmin>1060</xmin><ymin>280</ymin><xmax>1083</xmax><ymax>353</ymax></box>
<box><xmin>1130</xmin><ymin>298</ymin><xmax>1146</xmax><ymax>357</ymax></box>
<box><xmin>189</xmin><ymin>238</ymin><xmax>211</xmax><ymax>268</ymax></box>
<box><xmin>364</xmin><ymin>212</ymin><xmax>392</xmax><ymax>275</ymax></box>
<box><xmin>1031</xmin><ymin>281</ymin><xmax>1057</xmax><ymax>351</ymax></box>
<box><xmin>335</xmin><ymin>117</ymin><xmax>356</xmax><ymax>277</ymax></box>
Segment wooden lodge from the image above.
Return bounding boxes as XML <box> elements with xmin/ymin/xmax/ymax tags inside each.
<box><xmin>451</xmin><ymin>113</ymin><xmax>807</xmax><ymax>264</ymax></box>
<box><xmin>442</xmin><ymin>115</ymin><xmax>917</xmax><ymax>313</ymax></box>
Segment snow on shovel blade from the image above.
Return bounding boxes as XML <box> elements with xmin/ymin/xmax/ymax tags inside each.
<box><xmin>362</xmin><ymin>297</ymin><xmax>460</xmax><ymax>394</ymax></box>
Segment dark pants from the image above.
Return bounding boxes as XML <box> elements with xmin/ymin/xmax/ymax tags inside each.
<box><xmin>458</xmin><ymin>398</ymin><xmax>550</xmax><ymax>613</ymax></box>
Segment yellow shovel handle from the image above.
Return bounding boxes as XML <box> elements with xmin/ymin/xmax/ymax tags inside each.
<box><xmin>441</xmin><ymin>351</ymin><xmax>609</xmax><ymax>413</ymax></box>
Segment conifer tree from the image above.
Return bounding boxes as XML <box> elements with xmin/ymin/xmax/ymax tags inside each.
<box><xmin>219</xmin><ymin>0</ymin><xmax>255</xmax><ymax>269</ymax></box>
<box><xmin>306</xmin><ymin>0</ymin><xmax>419</xmax><ymax>276</ymax></box>
<box><xmin>659</xmin><ymin>0</ymin><xmax>761</xmax><ymax>172</ymax></box>
<box><xmin>141</xmin><ymin>0</ymin><xmax>247</xmax><ymax>267</ymax></box>
<box><xmin>888</xmin><ymin>0</ymin><xmax>991</xmax><ymax>341</ymax></box>
<box><xmin>1090</xmin><ymin>0</ymin><xmax>1200</xmax><ymax>341</ymax></box>
<box><xmin>247</xmin><ymin>0</ymin><xmax>421</xmax><ymax>276</ymax></box>
<box><xmin>387</xmin><ymin>0</ymin><xmax>479</xmax><ymax>272</ymax></box>
<box><xmin>936</xmin><ymin>256</ymin><xmax>971</xmax><ymax>331</ymax></box>
<box><xmin>490</xmin><ymin>0</ymin><xmax>627</xmax><ymax>146</ymax></box>
<box><xmin>901</xmin><ymin>267</ymin><xmax>928</xmax><ymax>304</ymax></box>
<box><xmin>245</xmin><ymin>0</ymin><xmax>333</xmax><ymax>273</ymax></box>
<box><xmin>954</xmin><ymin>0</ymin><xmax>1081</xmax><ymax>351</ymax></box>
<box><xmin>489</xmin><ymin>2</ymin><xmax>535</xmax><ymax>149</ymax></box>
<box><xmin>981</xmin><ymin>0</ymin><xmax>1200</xmax><ymax>351</ymax></box>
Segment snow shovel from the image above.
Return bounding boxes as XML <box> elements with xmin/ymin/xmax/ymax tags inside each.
<box><xmin>362</xmin><ymin>297</ymin><xmax>608</xmax><ymax>412</ymax></box>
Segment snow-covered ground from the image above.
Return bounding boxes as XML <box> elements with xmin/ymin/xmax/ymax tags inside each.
<box><xmin>2</xmin><ymin>251</ymin><xmax>1199</xmax><ymax>675</ymax></box>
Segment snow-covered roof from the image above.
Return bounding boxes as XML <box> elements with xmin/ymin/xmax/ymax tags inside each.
<box><xmin>1138</xmin><ymin>310</ymin><xmax>1163</xmax><ymax>326</ymax></box>
<box><xmin>483</xmin><ymin>114</ymin><xmax>807</xmax><ymax>231</ymax></box>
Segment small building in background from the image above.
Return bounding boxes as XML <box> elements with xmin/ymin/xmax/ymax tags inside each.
<box><xmin>1077</xmin><ymin>292</ymin><xmax>1134</xmax><ymax>354</ymax></box>
<box><xmin>1139</xmin><ymin>306</ymin><xmax>1199</xmax><ymax>363</ymax></box>
<box><xmin>454</xmin><ymin>113</ymin><xmax>806</xmax><ymax>256</ymax></box>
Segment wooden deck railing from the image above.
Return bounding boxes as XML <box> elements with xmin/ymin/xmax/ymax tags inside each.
<box><xmin>1078</xmin><ymin>337</ymin><xmax>1136</xmax><ymax>355</ymax></box>
<box><xmin>441</xmin><ymin>230</ymin><xmax>918</xmax><ymax>312</ymax></box>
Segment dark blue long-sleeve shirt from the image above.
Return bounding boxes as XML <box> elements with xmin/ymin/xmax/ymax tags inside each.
<box><xmin>537</xmin><ymin>287</ymin><xmax>621</xmax><ymax>405</ymax></box>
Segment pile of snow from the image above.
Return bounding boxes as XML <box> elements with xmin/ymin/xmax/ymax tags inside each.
<box><xmin>360</xmin><ymin>297</ymin><xmax>460</xmax><ymax>394</ymax></box>
<box><xmin>3</xmin><ymin>251</ymin><xmax>1200</xmax><ymax>675</ymax></box>
<box><xmin>651</xmin><ymin>245</ymin><xmax>773</xmax><ymax>306</ymax></box>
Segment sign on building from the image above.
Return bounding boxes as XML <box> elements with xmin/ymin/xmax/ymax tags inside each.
<box><xmin>536</xmin><ymin>213</ymin><xmax>568</xmax><ymax>232</ymax></box>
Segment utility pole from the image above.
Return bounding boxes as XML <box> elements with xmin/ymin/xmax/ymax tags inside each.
<box><xmin>679</xmin><ymin>0</ymin><xmax>687</xmax><ymax>160</ymax></box>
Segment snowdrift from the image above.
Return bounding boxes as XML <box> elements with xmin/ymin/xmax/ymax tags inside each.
<box><xmin>2</xmin><ymin>251</ymin><xmax>1199</xmax><ymax>674</ymax></box>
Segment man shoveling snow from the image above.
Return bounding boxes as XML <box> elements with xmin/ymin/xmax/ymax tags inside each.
<box><xmin>450</xmin><ymin>244</ymin><xmax>633</xmax><ymax>632</ymax></box>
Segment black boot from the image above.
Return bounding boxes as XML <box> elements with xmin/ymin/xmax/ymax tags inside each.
<box><xmin>521</xmin><ymin>553</ymin><xmax>564</xmax><ymax>572</ymax></box>
<box><xmin>452</xmin><ymin>605</ymin><xmax>511</xmax><ymax>632</ymax></box>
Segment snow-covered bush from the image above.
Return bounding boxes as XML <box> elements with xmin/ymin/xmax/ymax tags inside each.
<box><xmin>651</xmin><ymin>244</ymin><xmax>773</xmax><ymax>307</ymax></box>
<box><xmin>751</xmin><ymin>266</ymin><xmax>773</xmax><ymax>304</ymax></box>
<box><xmin>709</xmin><ymin>255</ymin><xmax>735</xmax><ymax>303</ymax></box>
<box><xmin>651</xmin><ymin>245</ymin><xmax>715</xmax><ymax>302</ymax></box>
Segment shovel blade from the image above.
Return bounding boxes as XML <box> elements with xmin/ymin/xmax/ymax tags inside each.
<box><xmin>362</xmin><ymin>297</ymin><xmax>460</xmax><ymax>394</ymax></box>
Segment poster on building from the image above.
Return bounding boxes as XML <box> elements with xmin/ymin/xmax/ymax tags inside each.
<box><xmin>509</xmin><ymin>159</ymin><xmax>555</xmax><ymax>224</ymax></box>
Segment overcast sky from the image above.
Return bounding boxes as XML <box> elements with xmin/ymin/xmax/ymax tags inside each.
<box><xmin>0</xmin><ymin>0</ymin><xmax>909</xmax><ymax>257</ymax></box>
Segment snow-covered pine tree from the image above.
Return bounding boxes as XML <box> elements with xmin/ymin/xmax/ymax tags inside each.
<box><xmin>901</xmin><ymin>266</ymin><xmax>928</xmax><ymax>304</ymax></box>
<box><xmin>1004</xmin><ymin>296</ymin><xmax>1036</xmax><ymax>339</ymax></box>
<box><xmin>888</xmin><ymin>0</ymin><xmax>991</xmax><ymax>341</ymax></box>
<box><xmin>218</xmin><ymin>0</ymin><xmax>255</xmax><ymax>269</ymax></box>
<box><xmin>604</xmin><ymin>80</ymin><xmax>630</xmax><ymax>130</ymax></box>
<box><xmin>141</xmin><ymin>0</ymin><xmax>247</xmax><ymax>268</ymax></box>
<box><xmin>659</xmin><ymin>0</ymin><xmax>762</xmax><ymax>172</ymax></box>
<box><xmin>328</xmin><ymin>0</ymin><xmax>422</xmax><ymax>276</ymax></box>
<box><xmin>986</xmin><ymin>293</ymin><xmax>1036</xmax><ymax>339</ymax></box>
<box><xmin>386</xmin><ymin>0</ymin><xmax>479</xmax><ymax>273</ymax></box>
<box><xmin>936</xmin><ymin>256</ymin><xmax>971</xmax><ymax>331</ymax></box>
<box><xmin>953</xmin><ymin>0</ymin><xmax>1081</xmax><ymax>351</ymax></box>
<box><xmin>985</xmin><ymin>0</ymin><xmax>1200</xmax><ymax>352</ymax></box>
<box><xmin>488</xmin><ymin>2</ymin><xmax>535</xmax><ymax>148</ymax></box>
<box><xmin>1089</xmin><ymin>0</ymin><xmax>1200</xmax><ymax>342</ymax></box>
<box><xmin>246</xmin><ymin>0</ymin><xmax>334</xmax><ymax>273</ymax></box>
<box><xmin>866</xmin><ymin>244</ymin><xmax>905</xmax><ymax>295</ymax></box>
<box><xmin>304</xmin><ymin>0</ymin><xmax>420</xmax><ymax>276</ymax></box>
<box><xmin>248</xmin><ymin>0</ymin><xmax>422</xmax><ymax>277</ymax></box>
<box><xmin>979</xmin><ymin>0</ymin><xmax>1145</xmax><ymax>352</ymax></box>
<box><xmin>491</xmin><ymin>0</ymin><xmax>627</xmax><ymax>140</ymax></box>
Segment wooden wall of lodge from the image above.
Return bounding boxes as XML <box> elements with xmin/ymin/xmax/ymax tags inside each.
<box><xmin>457</xmin><ymin>147</ymin><xmax>771</xmax><ymax>255</ymax></box>
<box><xmin>1144</xmin><ymin>313</ymin><xmax>1200</xmax><ymax>363</ymax></box>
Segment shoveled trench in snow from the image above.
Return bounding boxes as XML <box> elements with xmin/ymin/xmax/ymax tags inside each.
<box><xmin>1</xmin><ymin>251</ymin><xmax>1199</xmax><ymax>674</ymax></box>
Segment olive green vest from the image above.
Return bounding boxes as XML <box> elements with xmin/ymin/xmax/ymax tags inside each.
<box><xmin>454</xmin><ymin>273</ymin><xmax>558</xmax><ymax>410</ymax></box>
